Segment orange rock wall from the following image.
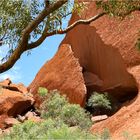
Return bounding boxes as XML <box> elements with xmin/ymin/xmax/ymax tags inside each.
<box><xmin>61</xmin><ymin>1</ymin><xmax>140</xmax><ymax>99</ymax></box>
<box><xmin>60</xmin><ymin>1</ymin><xmax>140</xmax><ymax>138</ymax></box>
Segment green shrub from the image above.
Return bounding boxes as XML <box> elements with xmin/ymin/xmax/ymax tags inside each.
<box><xmin>1</xmin><ymin>119</ymin><xmax>96</xmax><ymax>140</ymax></box>
<box><xmin>60</xmin><ymin>104</ymin><xmax>92</xmax><ymax>129</ymax></box>
<box><xmin>87</xmin><ymin>92</ymin><xmax>112</xmax><ymax>115</ymax></box>
<box><xmin>1</xmin><ymin>88</ymin><xmax>112</xmax><ymax>139</ymax></box>
<box><xmin>40</xmin><ymin>90</ymin><xmax>68</xmax><ymax>119</ymax></box>
<box><xmin>38</xmin><ymin>87</ymin><xmax>48</xmax><ymax>97</ymax></box>
<box><xmin>40</xmin><ymin>89</ymin><xmax>92</xmax><ymax>130</ymax></box>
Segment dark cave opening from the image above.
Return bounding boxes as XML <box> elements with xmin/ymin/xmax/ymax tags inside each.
<box><xmin>82</xmin><ymin>71</ymin><xmax>138</xmax><ymax>116</ymax></box>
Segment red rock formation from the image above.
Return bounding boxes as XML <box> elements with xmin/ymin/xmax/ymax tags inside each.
<box><xmin>61</xmin><ymin>1</ymin><xmax>140</xmax><ymax>100</ymax></box>
<box><xmin>59</xmin><ymin>1</ymin><xmax>140</xmax><ymax>138</ymax></box>
<box><xmin>28</xmin><ymin>1</ymin><xmax>140</xmax><ymax>138</ymax></box>
<box><xmin>0</xmin><ymin>79</ymin><xmax>34</xmax><ymax>118</ymax></box>
<box><xmin>0</xmin><ymin>115</ymin><xmax>9</xmax><ymax>129</ymax></box>
<box><xmin>91</xmin><ymin>66</ymin><xmax>140</xmax><ymax>139</ymax></box>
<box><xmin>0</xmin><ymin>88</ymin><xmax>34</xmax><ymax>117</ymax></box>
<box><xmin>4</xmin><ymin>117</ymin><xmax>20</xmax><ymax>128</ymax></box>
<box><xmin>29</xmin><ymin>44</ymin><xmax>86</xmax><ymax>107</ymax></box>
<box><xmin>0</xmin><ymin>79</ymin><xmax>28</xmax><ymax>94</ymax></box>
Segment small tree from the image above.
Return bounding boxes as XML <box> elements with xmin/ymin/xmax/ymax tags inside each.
<box><xmin>87</xmin><ymin>92</ymin><xmax>112</xmax><ymax>115</ymax></box>
<box><xmin>38</xmin><ymin>87</ymin><xmax>48</xmax><ymax>97</ymax></box>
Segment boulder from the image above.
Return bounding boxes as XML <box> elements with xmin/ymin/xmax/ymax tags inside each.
<box><xmin>0</xmin><ymin>115</ymin><xmax>9</xmax><ymax>129</ymax></box>
<box><xmin>29</xmin><ymin>44</ymin><xmax>86</xmax><ymax>107</ymax></box>
<box><xmin>4</xmin><ymin>117</ymin><xmax>20</xmax><ymax>128</ymax></box>
<box><xmin>0</xmin><ymin>79</ymin><xmax>28</xmax><ymax>94</ymax></box>
<box><xmin>0</xmin><ymin>87</ymin><xmax>34</xmax><ymax>117</ymax></box>
<box><xmin>91</xmin><ymin>115</ymin><xmax>108</xmax><ymax>123</ymax></box>
<box><xmin>25</xmin><ymin>111</ymin><xmax>37</xmax><ymax>119</ymax></box>
<box><xmin>17</xmin><ymin>112</ymin><xmax>42</xmax><ymax>123</ymax></box>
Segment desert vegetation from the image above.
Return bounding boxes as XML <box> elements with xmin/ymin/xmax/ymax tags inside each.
<box><xmin>1</xmin><ymin>88</ymin><xmax>111</xmax><ymax>140</ymax></box>
<box><xmin>0</xmin><ymin>0</ymin><xmax>140</xmax><ymax>139</ymax></box>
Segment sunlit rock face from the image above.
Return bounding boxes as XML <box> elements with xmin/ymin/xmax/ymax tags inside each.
<box><xmin>59</xmin><ymin>1</ymin><xmax>140</xmax><ymax>138</ymax></box>
<box><xmin>61</xmin><ymin>1</ymin><xmax>140</xmax><ymax>100</ymax></box>
<box><xmin>0</xmin><ymin>79</ymin><xmax>34</xmax><ymax>118</ymax></box>
<box><xmin>29</xmin><ymin>1</ymin><xmax>140</xmax><ymax>137</ymax></box>
<box><xmin>28</xmin><ymin>44</ymin><xmax>86</xmax><ymax>107</ymax></box>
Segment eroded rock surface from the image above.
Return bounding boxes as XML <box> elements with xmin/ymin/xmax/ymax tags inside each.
<box><xmin>0</xmin><ymin>78</ymin><xmax>28</xmax><ymax>94</ymax></box>
<box><xmin>29</xmin><ymin>44</ymin><xmax>86</xmax><ymax>107</ymax></box>
<box><xmin>28</xmin><ymin>1</ymin><xmax>140</xmax><ymax>138</ymax></box>
<box><xmin>60</xmin><ymin>1</ymin><xmax>140</xmax><ymax>138</ymax></box>
<box><xmin>91</xmin><ymin>66</ymin><xmax>140</xmax><ymax>139</ymax></box>
<box><xmin>61</xmin><ymin>1</ymin><xmax>140</xmax><ymax>100</ymax></box>
<box><xmin>0</xmin><ymin>88</ymin><xmax>34</xmax><ymax>117</ymax></box>
<box><xmin>0</xmin><ymin>79</ymin><xmax>34</xmax><ymax>118</ymax></box>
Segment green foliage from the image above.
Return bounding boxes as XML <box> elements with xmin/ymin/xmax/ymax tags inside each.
<box><xmin>38</xmin><ymin>87</ymin><xmax>48</xmax><ymax>97</ymax></box>
<box><xmin>1</xmin><ymin>89</ymin><xmax>111</xmax><ymax>140</ymax></box>
<box><xmin>100</xmin><ymin>128</ymin><xmax>111</xmax><ymax>140</ymax></box>
<box><xmin>40</xmin><ymin>89</ymin><xmax>92</xmax><ymax>130</ymax></box>
<box><xmin>96</xmin><ymin>0</ymin><xmax>140</xmax><ymax>17</ymax></box>
<box><xmin>60</xmin><ymin>104</ymin><xmax>92</xmax><ymax>129</ymax></box>
<box><xmin>87</xmin><ymin>92</ymin><xmax>112</xmax><ymax>114</ymax></box>
<box><xmin>40</xmin><ymin>90</ymin><xmax>68</xmax><ymax>119</ymax></box>
<box><xmin>0</xmin><ymin>0</ymin><xmax>85</xmax><ymax>63</ymax></box>
<box><xmin>0</xmin><ymin>0</ymin><xmax>40</xmax><ymax>45</ymax></box>
<box><xmin>1</xmin><ymin>119</ymin><xmax>96</xmax><ymax>140</ymax></box>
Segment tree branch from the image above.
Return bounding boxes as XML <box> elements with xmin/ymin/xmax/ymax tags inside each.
<box><xmin>0</xmin><ymin>0</ymin><xmax>67</xmax><ymax>73</ymax></box>
<box><xmin>29</xmin><ymin>12</ymin><xmax>105</xmax><ymax>49</ymax></box>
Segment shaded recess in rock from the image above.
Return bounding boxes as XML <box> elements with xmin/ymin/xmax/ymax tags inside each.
<box><xmin>7</xmin><ymin>100</ymin><xmax>34</xmax><ymax>117</ymax></box>
<box><xmin>59</xmin><ymin>0</ymin><xmax>140</xmax><ymax>138</ymax></box>
<box><xmin>61</xmin><ymin>1</ymin><xmax>139</xmax><ymax>107</ymax></box>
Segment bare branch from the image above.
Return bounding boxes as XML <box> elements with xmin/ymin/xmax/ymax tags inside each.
<box><xmin>29</xmin><ymin>12</ymin><xmax>105</xmax><ymax>49</ymax></box>
<box><xmin>22</xmin><ymin>0</ymin><xmax>67</xmax><ymax>36</ymax></box>
<box><xmin>55</xmin><ymin>12</ymin><xmax>106</xmax><ymax>34</ymax></box>
<box><xmin>45</xmin><ymin>0</ymin><xmax>50</xmax><ymax>8</ymax></box>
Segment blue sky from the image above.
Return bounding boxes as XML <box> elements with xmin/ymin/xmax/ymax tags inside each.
<box><xmin>0</xmin><ymin>2</ymin><xmax>73</xmax><ymax>86</ymax></box>
<box><xmin>0</xmin><ymin>1</ymin><xmax>77</xmax><ymax>86</ymax></box>
<box><xmin>0</xmin><ymin>34</ymin><xmax>66</xmax><ymax>86</ymax></box>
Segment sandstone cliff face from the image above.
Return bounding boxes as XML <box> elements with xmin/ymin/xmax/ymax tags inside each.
<box><xmin>28</xmin><ymin>1</ymin><xmax>140</xmax><ymax>137</ymax></box>
<box><xmin>59</xmin><ymin>1</ymin><xmax>140</xmax><ymax>138</ymax></box>
<box><xmin>29</xmin><ymin>44</ymin><xmax>86</xmax><ymax>107</ymax></box>
<box><xmin>61</xmin><ymin>2</ymin><xmax>140</xmax><ymax>100</ymax></box>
